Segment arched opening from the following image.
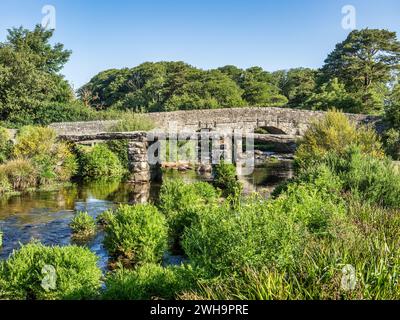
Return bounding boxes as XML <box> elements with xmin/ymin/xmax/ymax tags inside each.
<box><xmin>254</xmin><ymin>126</ymin><xmax>287</xmax><ymax>135</ymax></box>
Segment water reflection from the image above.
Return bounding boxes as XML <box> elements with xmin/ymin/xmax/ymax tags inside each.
<box><xmin>0</xmin><ymin>161</ymin><xmax>293</xmax><ymax>266</ymax></box>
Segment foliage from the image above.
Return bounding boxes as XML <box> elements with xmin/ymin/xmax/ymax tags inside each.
<box><xmin>96</xmin><ymin>210</ymin><xmax>115</xmax><ymax>227</ymax></box>
<box><xmin>323</xmin><ymin>147</ymin><xmax>400</xmax><ymax>208</ymax></box>
<box><xmin>77</xmin><ymin>144</ymin><xmax>124</xmax><ymax>179</ymax></box>
<box><xmin>0</xmin><ymin>159</ymin><xmax>37</xmax><ymax>190</ymax></box>
<box><xmin>104</xmin><ymin>204</ymin><xmax>168</xmax><ymax>265</ymax></box>
<box><xmin>0</xmin><ymin>242</ymin><xmax>102</xmax><ymax>300</ymax></box>
<box><xmin>304</xmin><ymin>78</ymin><xmax>361</xmax><ymax>112</ymax></box>
<box><xmin>320</xmin><ymin>29</ymin><xmax>400</xmax><ymax>114</ymax></box>
<box><xmin>13</xmin><ymin>126</ymin><xmax>77</xmax><ymax>184</ymax></box>
<box><xmin>0</xmin><ymin>25</ymin><xmax>74</xmax><ymax>126</ymax></box>
<box><xmin>103</xmin><ymin>263</ymin><xmax>197</xmax><ymax>300</ymax></box>
<box><xmin>0</xmin><ymin>169</ymin><xmax>11</xmax><ymax>193</ymax></box>
<box><xmin>383</xmin><ymin>128</ymin><xmax>400</xmax><ymax>160</ymax></box>
<box><xmin>79</xmin><ymin>62</ymin><xmax>246</xmax><ymax>112</ymax></box>
<box><xmin>158</xmin><ymin>179</ymin><xmax>219</xmax><ymax>250</ymax></box>
<box><xmin>277</xmin><ymin>68</ymin><xmax>317</xmax><ymax>108</ymax></box>
<box><xmin>182</xmin><ymin>182</ymin><xmax>345</xmax><ymax>277</ymax></box>
<box><xmin>0</xmin><ymin>127</ymin><xmax>12</xmax><ymax>163</ymax></box>
<box><xmin>295</xmin><ymin>110</ymin><xmax>383</xmax><ymax>168</ymax></box>
<box><xmin>70</xmin><ymin>212</ymin><xmax>97</xmax><ymax>238</ymax></box>
<box><xmin>213</xmin><ymin>161</ymin><xmax>242</xmax><ymax>201</ymax></box>
<box><xmin>14</xmin><ymin>126</ymin><xmax>56</xmax><ymax>159</ymax></box>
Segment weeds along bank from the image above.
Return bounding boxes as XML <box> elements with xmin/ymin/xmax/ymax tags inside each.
<box><xmin>0</xmin><ymin>111</ymin><xmax>400</xmax><ymax>300</ymax></box>
<box><xmin>0</xmin><ymin>113</ymin><xmax>155</xmax><ymax>196</ymax></box>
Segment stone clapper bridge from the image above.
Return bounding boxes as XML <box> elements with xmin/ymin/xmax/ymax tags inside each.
<box><xmin>50</xmin><ymin>107</ymin><xmax>381</xmax><ymax>184</ymax></box>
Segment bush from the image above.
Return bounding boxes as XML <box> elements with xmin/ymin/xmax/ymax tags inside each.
<box><xmin>103</xmin><ymin>263</ymin><xmax>196</xmax><ymax>300</ymax></box>
<box><xmin>183</xmin><ymin>180</ymin><xmax>346</xmax><ymax>276</ymax></box>
<box><xmin>383</xmin><ymin>128</ymin><xmax>400</xmax><ymax>160</ymax></box>
<box><xmin>13</xmin><ymin>126</ymin><xmax>77</xmax><ymax>184</ymax></box>
<box><xmin>326</xmin><ymin>147</ymin><xmax>400</xmax><ymax>208</ymax></box>
<box><xmin>70</xmin><ymin>212</ymin><xmax>97</xmax><ymax>238</ymax></box>
<box><xmin>13</xmin><ymin>126</ymin><xmax>57</xmax><ymax>159</ymax></box>
<box><xmin>96</xmin><ymin>210</ymin><xmax>115</xmax><ymax>227</ymax></box>
<box><xmin>104</xmin><ymin>204</ymin><xmax>168</xmax><ymax>265</ymax></box>
<box><xmin>295</xmin><ymin>110</ymin><xmax>383</xmax><ymax>169</ymax></box>
<box><xmin>0</xmin><ymin>127</ymin><xmax>12</xmax><ymax>164</ymax></box>
<box><xmin>0</xmin><ymin>170</ymin><xmax>12</xmax><ymax>194</ymax></box>
<box><xmin>213</xmin><ymin>161</ymin><xmax>242</xmax><ymax>201</ymax></box>
<box><xmin>159</xmin><ymin>180</ymin><xmax>219</xmax><ymax>250</ymax></box>
<box><xmin>32</xmin><ymin>102</ymin><xmax>100</xmax><ymax>125</ymax></box>
<box><xmin>0</xmin><ymin>159</ymin><xmax>37</xmax><ymax>190</ymax></box>
<box><xmin>0</xmin><ymin>242</ymin><xmax>102</xmax><ymax>300</ymax></box>
<box><xmin>78</xmin><ymin>144</ymin><xmax>124</xmax><ymax>179</ymax></box>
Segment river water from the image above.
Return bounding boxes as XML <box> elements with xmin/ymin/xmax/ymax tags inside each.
<box><xmin>0</xmin><ymin>160</ymin><xmax>293</xmax><ymax>268</ymax></box>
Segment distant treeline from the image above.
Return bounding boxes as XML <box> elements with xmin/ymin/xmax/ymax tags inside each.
<box><xmin>0</xmin><ymin>25</ymin><xmax>399</xmax><ymax>129</ymax></box>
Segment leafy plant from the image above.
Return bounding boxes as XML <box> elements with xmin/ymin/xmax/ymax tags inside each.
<box><xmin>295</xmin><ymin>110</ymin><xmax>383</xmax><ymax>169</ymax></box>
<box><xmin>0</xmin><ymin>159</ymin><xmax>37</xmax><ymax>190</ymax></box>
<box><xmin>78</xmin><ymin>144</ymin><xmax>124</xmax><ymax>179</ymax></box>
<box><xmin>0</xmin><ymin>242</ymin><xmax>102</xmax><ymax>300</ymax></box>
<box><xmin>70</xmin><ymin>212</ymin><xmax>97</xmax><ymax>239</ymax></box>
<box><xmin>104</xmin><ymin>204</ymin><xmax>168</xmax><ymax>265</ymax></box>
<box><xmin>0</xmin><ymin>127</ymin><xmax>12</xmax><ymax>163</ymax></box>
<box><xmin>159</xmin><ymin>179</ymin><xmax>219</xmax><ymax>251</ymax></box>
<box><xmin>213</xmin><ymin>161</ymin><xmax>242</xmax><ymax>203</ymax></box>
<box><xmin>103</xmin><ymin>263</ymin><xmax>197</xmax><ymax>300</ymax></box>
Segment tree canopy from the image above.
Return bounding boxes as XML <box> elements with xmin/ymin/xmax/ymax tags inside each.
<box><xmin>1</xmin><ymin>25</ymin><xmax>400</xmax><ymax>128</ymax></box>
<box><xmin>320</xmin><ymin>29</ymin><xmax>400</xmax><ymax>114</ymax></box>
<box><xmin>0</xmin><ymin>25</ymin><xmax>73</xmax><ymax>125</ymax></box>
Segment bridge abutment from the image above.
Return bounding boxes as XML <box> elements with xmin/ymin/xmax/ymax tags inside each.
<box><xmin>127</xmin><ymin>136</ymin><xmax>151</xmax><ymax>184</ymax></box>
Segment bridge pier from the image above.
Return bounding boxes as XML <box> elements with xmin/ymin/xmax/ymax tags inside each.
<box><xmin>127</xmin><ymin>136</ymin><xmax>150</xmax><ymax>183</ymax></box>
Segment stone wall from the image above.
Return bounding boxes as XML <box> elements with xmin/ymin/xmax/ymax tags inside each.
<box><xmin>49</xmin><ymin>107</ymin><xmax>381</xmax><ymax>136</ymax></box>
<box><xmin>127</xmin><ymin>133</ymin><xmax>150</xmax><ymax>183</ymax></box>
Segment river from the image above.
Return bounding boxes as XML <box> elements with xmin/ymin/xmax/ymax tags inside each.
<box><xmin>0</xmin><ymin>159</ymin><xmax>293</xmax><ymax>268</ymax></box>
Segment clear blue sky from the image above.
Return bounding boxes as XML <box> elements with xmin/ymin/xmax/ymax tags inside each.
<box><xmin>0</xmin><ymin>0</ymin><xmax>399</xmax><ymax>90</ymax></box>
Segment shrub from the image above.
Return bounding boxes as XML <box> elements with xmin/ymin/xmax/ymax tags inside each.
<box><xmin>0</xmin><ymin>159</ymin><xmax>37</xmax><ymax>190</ymax></box>
<box><xmin>159</xmin><ymin>180</ymin><xmax>219</xmax><ymax>250</ymax></box>
<box><xmin>13</xmin><ymin>126</ymin><xmax>77</xmax><ymax>184</ymax></box>
<box><xmin>383</xmin><ymin>128</ymin><xmax>400</xmax><ymax>160</ymax></box>
<box><xmin>0</xmin><ymin>242</ymin><xmax>102</xmax><ymax>300</ymax></box>
<box><xmin>183</xmin><ymin>181</ymin><xmax>346</xmax><ymax>276</ymax></box>
<box><xmin>103</xmin><ymin>263</ymin><xmax>197</xmax><ymax>300</ymax></box>
<box><xmin>326</xmin><ymin>147</ymin><xmax>400</xmax><ymax>208</ymax></box>
<box><xmin>213</xmin><ymin>161</ymin><xmax>242</xmax><ymax>201</ymax></box>
<box><xmin>70</xmin><ymin>212</ymin><xmax>97</xmax><ymax>238</ymax></box>
<box><xmin>32</xmin><ymin>102</ymin><xmax>100</xmax><ymax>125</ymax></box>
<box><xmin>0</xmin><ymin>170</ymin><xmax>12</xmax><ymax>194</ymax></box>
<box><xmin>96</xmin><ymin>210</ymin><xmax>115</xmax><ymax>227</ymax></box>
<box><xmin>0</xmin><ymin>127</ymin><xmax>12</xmax><ymax>164</ymax></box>
<box><xmin>13</xmin><ymin>126</ymin><xmax>57</xmax><ymax>159</ymax></box>
<box><xmin>53</xmin><ymin>142</ymin><xmax>78</xmax><ymax>181</ymax></box>
<box><xmin>104</xmin><ymin>204</ymin><xmax>168</xmax><ymax>265</ymax></box>
<box><xmin>78</xmin><ymin>144</ymin><xmax>124</xmax><ymax>179</ymax></box>
<box><xmin>295</xmin><ymin>110</ymin><xmax>383</xmax><ymax>169</ymax></box>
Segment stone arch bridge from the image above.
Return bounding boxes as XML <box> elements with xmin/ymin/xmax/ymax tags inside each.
<box><xmin>50</xmin><ymin>107</ymin><xmax>381</xmax><ymax>183</ymax></box>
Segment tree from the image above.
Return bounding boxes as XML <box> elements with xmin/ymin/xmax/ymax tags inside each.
<box><xmin>304</xmin><ymin>78</ymin><xmax>361</xmax><ymax>112</ymax></box>
<box><xmin>80</xmin><ymin>62</ymin><xmax>246</xmax><ymax>112</ymax></box>
<box><xmin>0</xmin><ymin>25</ymin><xmax>73</xmax><ymax>125</ymax></box>
<box><xmin>278</xmin><ymin>68</ymin><xmax>317</xmax><ymax>108</ymax></box>
<box><xmin>320</xmin><ymin>29</ymin><xmax>400</xmax><ymax>113</ymax></box>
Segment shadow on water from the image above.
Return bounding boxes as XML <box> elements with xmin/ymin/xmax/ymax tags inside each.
<box><xmin>0</xmin><ymin>160</ymin><xmax>293</xmax><ymax>269</ymax></box>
